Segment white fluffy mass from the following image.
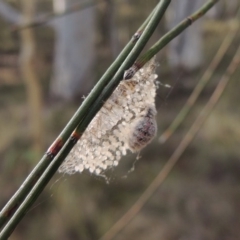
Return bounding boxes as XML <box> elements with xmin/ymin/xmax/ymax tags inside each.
<box><xmin>59</xmin><ymin>57</ymin><xmax>158</xmax><ymax>175</ymax></box>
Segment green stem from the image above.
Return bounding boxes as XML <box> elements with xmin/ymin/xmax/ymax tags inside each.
<box><xmin>0</xmin><ymin>2</ymin><xmax>156</xmax><ymax>231</ymax></box>
<box><xmin>76</xmin><ymin>0</ymin><xmax>171</xmax><ymax>135</ymax></box>
<box><xmin>159</xmin><ymin>15</ymin><xmax>240</xmax><ymax>143</ymax></box>
<box><xmin>0</xmin><ymin>0</ymin><xmax>219</xmax><ymax>237</ymax></box>
<box><xmin>0</xmin><ymin>1</ymin><xmax>170</xmax><ymax>238</ymax></box>
<box><xmin>130</xmin><ymin>0</ymin><xmax>220</xmax><ymax>72</ymax></box>
<box><xmin>100</xmin><ymin>42</ymin><xmax>240</xmax><ymax>240</ymax></box>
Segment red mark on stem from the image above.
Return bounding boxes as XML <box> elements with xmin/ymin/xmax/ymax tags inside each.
<box><xmin>46</xmin><ymin>139</ymin><xmax>64</xmax><ymax>158</ymax></box>
<box><xmin>187</xmin><ymin>16</ymin><xmax>193</xmax><ymax>24</ymax></box>
<box><xmin>4</xmin><ymin>204</ymin><xmax>19</xmax><ymax>218</ymax></box>
<box><xmin>70</xmin><ymin>131</ymin><xmax>81</xmax><ymax>144</ymax></box>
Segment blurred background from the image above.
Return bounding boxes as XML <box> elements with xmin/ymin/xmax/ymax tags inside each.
<box><xmin>0</xmin><ymin>0</ymin><xmax>240</xmax><ymax>239</ymax></box>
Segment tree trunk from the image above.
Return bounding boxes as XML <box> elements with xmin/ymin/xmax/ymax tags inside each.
<box><xmin>50</xmin><ymin>0</ymin><xmax>96</xmax><ymax>101</ymax></box>
<box><xmin>20</xmin><ymin>0</ymin><xmax>43</xmax><ymax>155</ymax></box>
<box><xmin>167</xmin><ymin>0</ymin><xmax>204</xmax><ymax>71</ymax></box>
<box><xmin>103</xmin><ymin>0</ymin><xmax>119</xmax><ymax>58</ymax></box>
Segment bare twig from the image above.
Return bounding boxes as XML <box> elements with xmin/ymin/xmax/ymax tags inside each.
<box><xmin>0</xmin><ymin>0</ymin><xmax>122</xmax><ymax>31</ymax></box>
<box><xmin>12</xmin><ymin>0</ymin><xmax>122</xmax><ymax>31</ymax></box>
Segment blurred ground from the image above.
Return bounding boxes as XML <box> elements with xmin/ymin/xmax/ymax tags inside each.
<box><xmin>0</xmin><ymin>1</ymin><xmax>240</xmax><ymax>240</ymax></box>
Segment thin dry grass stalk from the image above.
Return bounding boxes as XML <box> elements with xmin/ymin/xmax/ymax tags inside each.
<box><xmin>99</xmin><ymin>43</ymin><xmax>240</xmax><ymax>240</ymax></box>
<box><xmin>159</xmin><ymin>8</ymin><xmax>240</xmax><ymax>143</ymax></box>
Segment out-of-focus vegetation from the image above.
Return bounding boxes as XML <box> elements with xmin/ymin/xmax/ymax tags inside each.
<box><xmin>0</xmin><ymin>0</ymin><xmax>240</xmax><ymax>239</ymax></box>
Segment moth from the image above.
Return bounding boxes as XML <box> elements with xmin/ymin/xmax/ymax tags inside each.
<box><xmin>59</xmin><ymin>57</ymin><xmax>159</xmax><ymax>176</ymax></box>
<box><xmin>128</xmin><ymin>106</ymin><xmax>157</xmax><ymax>152</ymax></box>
